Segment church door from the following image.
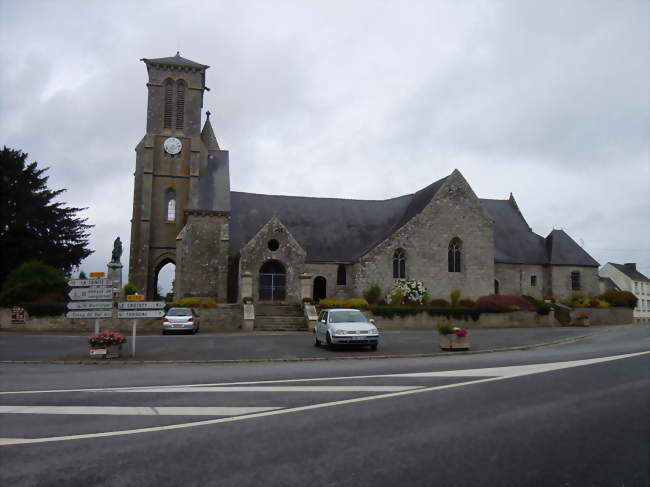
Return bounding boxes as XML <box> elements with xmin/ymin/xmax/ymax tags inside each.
<box><xmin>313</xmin><ymin>276</ymin><xmax>327</xmax><ymax>302</ymax></box>
<box><xmin>259</xmin><ymin>260</ymin><xmax>286</xmax><ymax>301</ymax></box>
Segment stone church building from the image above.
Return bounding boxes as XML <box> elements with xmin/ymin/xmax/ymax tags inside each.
<box><xmin>128</xmin><ymin>53</ymin><xmax>600</xmax><ymax>303</ymax></box>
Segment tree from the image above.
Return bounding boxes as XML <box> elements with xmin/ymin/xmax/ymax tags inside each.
<box><xmin>0</xmin><ymin>147</ymin><xmax>93</xmax><ymax>288</ymax></box>
<box><xmin>0</xmin><ymin>261</ymin><xmax>67</xmax><ymax>305</ymax></box>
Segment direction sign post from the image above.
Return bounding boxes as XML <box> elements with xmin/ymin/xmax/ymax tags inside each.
<box><xmin>118</xmin><ymin>298</ymin><xmax>165</xmax><ymax>358</ymax></box>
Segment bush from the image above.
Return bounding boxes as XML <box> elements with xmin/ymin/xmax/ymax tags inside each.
<box><xmin>458</xmin><ymin>298</ymin><xmax>476</xmax><ymax>308</ymax></box>
<box><xmin>170</xmin><ymin>297</ymin><xmax>218</xmax><ymax>308</ymax></box>
<box><xmin>598</xmin><ymin>290</ymin><xmax>638</xmax><ymax>308</ymax></box>
<box><xmin>437</xmin><ymin>322</ymin><xmax>454</xmax><ymax>335</ymax></box>
<box><xmin>23</xmin><ymin>302</ymin><xmax>67</xmax><ymax>317</ymax></box>
<box><xmin>302</xmin><ymin>297</ymin><xmax>314</xmax><ymax>305</ymax></box>
<box><xmin>450</xmin><ymin>289</ymin><xmax>461</xmax><ymax>306</ymax></box>
<box><xmin>429</xmin><ymin>299</ymin><xmax>450</xmax><ymax>307</ymax></box>
<box><xmin>522</xmin><ymin>295</ymin><xmax>552</xmax><ymax>315</ymax></box>
<box><xmin>123</xmin><ymin>282</ymin><xmax>138</xmax><ymax>297</ymax></box>
<box><xmin>0</xmin><ymin>261</ymin><xmax>68</xmax><ymax>305</ymax></box>
<box><xmin>562</xmin><ymin>293</ymin><xmax>590</xmax><ymax>307</ymax></box>
<box><xmin>386</xmin><ymin>279</ymin><xmax>427</xmax><ymax>305</ymax></box>
<box><xmin>362</xmin><ymin>284</ymin><xmax>381</xmax><ymax>305</ymax></box>
<box><xmin>367</xmin><ymin>305</ymin><xmax>480</xmax><ymax>321</ymax></box>
<box><xmin>319</xmin><ymin>298</ymin><xmax>368</xmax><ymax>309</ymax></box>
<box><xmin>475</xmin><ymin>294</ymin><xmax>536</xmax><ymax>312</ymax></box>
<box><xmin>242</xmin><ymin>296</ymin><xmax>254</xmax><ymax>304</ymax></box>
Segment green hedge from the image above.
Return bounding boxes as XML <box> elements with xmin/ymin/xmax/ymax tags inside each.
<box><xmin>367</xmin><ymin>305</ymin><xmax>480</xmax><ymax>321</ymax></box>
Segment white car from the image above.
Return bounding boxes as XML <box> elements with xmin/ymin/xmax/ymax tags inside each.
<box><xmin>314</xmin><ymin>308</ymin><xmax>379</xmax><ymax>350</ymax></box>
<box><xmin>162</xmin><ymin>307</ymin><xmax>200</xmax><ymax>335</ymax></box>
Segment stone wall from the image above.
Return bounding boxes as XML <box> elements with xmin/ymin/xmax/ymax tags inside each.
<box><xmin>305</xmin><ymin>263</ymin><xmax>353</xmax><ymax>300</ymax></box>
<box><xmin>549</xmin><ymin>266</ymin><xmax>600</xmax><ymax>300</ymax></box>
<box><xmin>175</xmin><ymin>213</ymin><xmax>230</xmax><ymax>300</ymax></box>
<box><xmin>570</xmin><ymin>307</ymin><xmax>633</xmax><ymax>325</ymax></box>
<box><xmin>494</xmin><ymin>264</ymin><xmax>546</xmax><ymax>298</ymax></box>
<box><xmin>0</xmin><ymin>305</ymin><xmax>244</xmax><ymax>333</ymax></box>
<box><xmin>353</xmin><ymin>171</ymin><xmax>494</xmax><ymax>300</ymax></box>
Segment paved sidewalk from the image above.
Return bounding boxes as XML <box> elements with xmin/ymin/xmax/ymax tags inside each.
<box><xmin>0</xmin><ymin>325</ymin><xmax>633</xmax><ymax>363</ymax></box>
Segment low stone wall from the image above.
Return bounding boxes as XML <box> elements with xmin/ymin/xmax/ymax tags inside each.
<box><xmin>364</xmin><ymin>310</ymin><xmax>555</xmax><ymax>330</ymax></box>
<box><xmin>570</xmin><ymin>307</ymin><xmax>633</xmax><ymax>325</ymax></box>
<box><xmin>0</xmin><ymin>305</ymin><xmax>244</xmax><ymax>333</ymax></box>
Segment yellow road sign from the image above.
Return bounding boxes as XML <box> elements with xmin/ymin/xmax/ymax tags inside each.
<box><xmin>127</xmin><ymin>294</ymin><xmax>144</xmax><ymax>301</ymax></box>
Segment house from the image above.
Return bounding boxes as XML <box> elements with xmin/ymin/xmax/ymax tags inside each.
<box><xmin>599</xmin><ymin>263</ymin><xmax>650</xmax><ymax>323</ymax></box>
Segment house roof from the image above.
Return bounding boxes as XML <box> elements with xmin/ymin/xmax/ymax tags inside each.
<box><xmin>599</xmin><ymin>277</ymin><xmax>621</xmax><ymax>292</ymax></box>
<box><xmin>606</xmin><ymin>263</ymin><xmax>650</xmax><ymax>282</ymax></box>
<box><xmin>545</xmin><ymin>229</ymin><xmax>599</xmax><ymax>267</ymax></box>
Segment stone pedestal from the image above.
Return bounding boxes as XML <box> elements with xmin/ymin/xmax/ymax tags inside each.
<box><xmin>107</xmin><ymin>262</ymin><xmax>123</xmax><ymax>297</ymax></box>
<box><xmin>243</xmin><ymin>303</ymin><xmax>255</xmax><ymax>331</ymax></box>
<box><xmin>241</xmin><ymin>272</ymin><xmax>253</xmax><ymax>301</ymax></box>
<box><xmin>439</xmin><ymin>335</ymin><xmax>470</xmax><ymax>351</ymax></box>
<box><xmin>300</xmin><ymin>273</ymin><xmax>312</xmax><ymax>301</ymax></box>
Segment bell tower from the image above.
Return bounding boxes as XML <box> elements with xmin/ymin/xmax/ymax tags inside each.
<box><xmin>128</xmin><ymin>53</ymin><xmax>210</xmax><ymax>298</ymax></box>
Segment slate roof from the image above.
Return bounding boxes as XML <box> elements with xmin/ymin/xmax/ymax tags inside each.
<box><xmin>141</xmin><ymin>52</ymin><xmax>208</xmax><ymax>70</ymax></box>
<box><xmin>221</xmin><ymin>177</ymin><xmax>599</xmax><ymax>267</ymax></box>
<box><xmin>545</xmin><ymin>229</ymin><xmax>599</xmax><ymax>267</ymax></box>
<box><xmin>606</xmin><ymin>263</ymin><xmax>650</xmax><ymax>282</ymax></box>
<box><xmin>599</xmin><ymin>277</ymin><xmax>621</xmax><ymax>292</ymax></box>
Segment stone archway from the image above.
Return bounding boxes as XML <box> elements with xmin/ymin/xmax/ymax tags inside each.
<box><xmin>313</xmin><ymin>276</ymin><xmax>327</xmax><ymax>302</ymax></box>
<box><xmin>259</xmin><ymin>260</ymin><xmax>286</xmax><ymax>301</ymax></box>
<box><xmin>154</xmin><ymin>257</ymin><xmax>176</xmax><ymax>300</ymax></box>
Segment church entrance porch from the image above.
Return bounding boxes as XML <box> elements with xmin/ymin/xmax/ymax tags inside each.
<box><xmin>259</xmin><ymin>260</ymin><xmax>286</xmax><ymax>301</ymax></box>
<box><xmin>313</xmin><ymin>276</ymin><xmax>326</xmax><ymax>302</ymax></box>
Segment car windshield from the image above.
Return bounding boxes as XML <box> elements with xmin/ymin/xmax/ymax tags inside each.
<box><xmin>329</xmin><ymin>310</ymin><xmax>368</xmax><ymax>324</ymax></box>
<box><xmin>167</xmin><ymin>308</ymin><xmax>192</xmax><ymax>316</ymax></box>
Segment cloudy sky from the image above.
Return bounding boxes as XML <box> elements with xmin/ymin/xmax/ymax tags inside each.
<box><xmin>1</xmin><ymin>0</ymin><xmax>648</xmax><ymax>291</ymax></box>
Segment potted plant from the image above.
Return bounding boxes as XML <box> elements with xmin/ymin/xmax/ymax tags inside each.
<box><xmin>88</xmin><ymin>331</ymin><xmax>126</xmax><ymax>359</ymax></box>
<box><xmin>573</xmin><ymin>312</ymin><xmax>591</xmax><ymax>327</ymax></box>
<box><xmin>437</xmin><ymin>323</ymin><xmax>470</xmax><ymax>351</ymax></box>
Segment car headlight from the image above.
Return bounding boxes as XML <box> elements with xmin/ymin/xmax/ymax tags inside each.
<box><xmin>369</xmin><ymin>327</ymin><xmax>378</xmax><ymax>334</ymax></box>
<box><xmin>334</xmin><ymin>329</ymin><xmax>346</xmax><ymax>335</ymax></box>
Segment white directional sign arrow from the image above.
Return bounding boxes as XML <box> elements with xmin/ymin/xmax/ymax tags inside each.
<box><xmin>118</xmin><ymin>301</ymin><xmax>165</xmax><ymax>310</ymax></box>
<box><xmin>118</xmin><ymin>310</ymin><xmax>165</xmax><ymax>319</ymax></box>
<box><xmin>66</xmin><ymin>310</ymin><xmax>114</xmax><ymax>319</ymax></box>
<box><xmin>67</xmin><ymin>301</ymin><xmax>113</xmax><ymax>310</ymax></box>
<box><xmin>68</xmin><ymin>278</ymin><xmax>111</xmax><ymax>287</ymax></box>
<box><xmin>68</xmin><ymin>288</ymin><xmax>114</xmax><ymax>300</ymax></box>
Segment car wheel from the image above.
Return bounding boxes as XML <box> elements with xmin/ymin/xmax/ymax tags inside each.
<box><xmin>326</xmin><ymin>332</ymin><xmax>334</xmax><ymax>349</ymax></box>
<box><xmin>162</xmin><ymin>330</ymin><xmax>167</xmax><ymax>335</ymax></box>
<box><xmin>314</xmin><ymin>332</ymin><xmax>321</xmax><ymax>347</ymax></box>
<box><xmin>370</xmin><ymin>343</ymin><xmax>378</xmax><ymax>351</ymax></box>
<box><xmin>192</xmin><ymin>327</ymin><xmax>197</xmax><ymax>335</ymax></box>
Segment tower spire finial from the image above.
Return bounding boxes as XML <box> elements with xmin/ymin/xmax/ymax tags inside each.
<box><xmin>206</xmin><ymin>110</ymin><xmax>211</xmax><ymax>120</ymax></box>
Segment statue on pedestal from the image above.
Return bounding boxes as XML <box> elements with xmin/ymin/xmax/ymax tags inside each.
<box><xmin>111</xmin><ymin>237</ymin><xmax>122</xmax><ymax>263</ymax></box>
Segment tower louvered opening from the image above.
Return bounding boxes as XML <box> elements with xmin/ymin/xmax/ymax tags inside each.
<box><xmin>163</xmin><ymin>79</ymin><xmax>173</xmax><ymax>129</ymax></box>
<box><xmin>175</xmin><ymin>80</ymin><xmax>185</xmax><ymax>130</ymax></box>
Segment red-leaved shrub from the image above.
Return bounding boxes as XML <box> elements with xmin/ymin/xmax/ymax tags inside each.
<box><xmin>429</xmin><ymin>299</ymin><xmax>450</xmax><ymax>307</ymax></box>
<box><xmin>475</xmin><ymin>294</ymin><xmax>536</xmax><ymax>312</ymax></box>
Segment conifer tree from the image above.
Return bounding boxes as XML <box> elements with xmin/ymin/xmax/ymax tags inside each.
<box><xmin>0</xmin><ymin>147</ymin><xmax>93</xmax><ymax>288</ymax></box>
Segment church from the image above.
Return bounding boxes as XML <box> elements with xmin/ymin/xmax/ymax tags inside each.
<box><xmin>128</xmin><ymin>53</ymin><xmax>600</xmax><ymax>303</ymax></box>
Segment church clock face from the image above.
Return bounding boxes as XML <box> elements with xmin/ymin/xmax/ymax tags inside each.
<box><xmin>163</xmin><ymin>137</ymin><xmax>182</xmax><ymax>155</ymax></box>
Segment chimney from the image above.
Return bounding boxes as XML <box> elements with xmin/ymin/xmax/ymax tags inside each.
<box><xmin>624</xmin><ymin>263</ymin><xmax>637</xmax><ymax>271</ymax></box>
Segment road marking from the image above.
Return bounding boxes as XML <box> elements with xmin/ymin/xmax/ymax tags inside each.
<box><xmin>0</xmin><ymin>350</ymin><xmax>647</xmax><ymax>446</ymax></box>
<box><xmin>115</xmin><ymin>386</ymin><xmax>421</xmax><ymax>393</ymax></box>
<box><xmin>0</xmin><ymin>406</ymin><xmax>281</xmax><ymax>416</ymax></box>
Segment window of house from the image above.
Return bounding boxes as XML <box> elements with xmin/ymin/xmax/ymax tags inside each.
<box><xmin>393</xmin><ymin>249</ymin><xmax>406</xmax><ymax>279</ymax></box>
<box><xmin>530</xmin><ymin>275</ymin><xmax>537</xmax><ymax>287</ymax></box>
<box><xmin>448</xmin><ymin>238</ymin><xmax>462</xmax><ymax>273</ymax></box>
<box><xmin>337</xmin><ymin>265</ymin><xmax>346</xmax><ymax>286</ymax></box>
<box><xmin>165</xmin><ymin>189</ymin><xmax>176</xmax><ymax>222</ymax></box>
<box><xmin>635</xmin><ymin>282</ymin><xmax>639</xmax><ymax>293</ymax></box>
<box><xmin>571</xmin><ymin>271</ymin><xmax>581</xmax><ymax>291</ymax></box>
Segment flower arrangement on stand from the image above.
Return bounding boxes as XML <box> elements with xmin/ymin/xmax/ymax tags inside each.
<box><xmin>88</xmin><ymin>331</ymin><xmax>126</xmax><ymax>359</ymax></box>
<box><xmin>572</xmin><ymin>312</ymin><xmax>591</xmax><ymax>327</ymax></box>
<box><xmin>437</xmin><ymin>323</ymin><xmax>470</xmax><ymax>351</ymax></box>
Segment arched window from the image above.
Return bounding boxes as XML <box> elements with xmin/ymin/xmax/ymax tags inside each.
<box><xmin>175</xmin><ymin>80</ymin><xmax>185</xmax><ymax>130</ymax></box>
<box><xmin>165</xmin><ymin>189</ymin><xmax>176</xmax><ymax>222</ymax></box>
<box><xmin>163</xmin><ymin>79</ymin><xmax>173</xmax><ymax>129</ymax></box>
<box><xmin>393</xmin><ymin>249</ymin><xmax>406</xmax><ymax>278</ymax></box>
<box><xmin>337</xmin><ymin>265</ymin><xmax>347</xmax><ymax>285</ymax></box>
<box><xmin>448</xmin><ymin>238</ymin><xmax>462</xmax><ymax>273</ymax></box>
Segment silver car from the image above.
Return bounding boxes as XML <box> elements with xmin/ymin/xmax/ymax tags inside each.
<box><xmin>162</xmin><ymin>307</ymin><xmax>200</xmax><ymax>334</ymax></box>
<box><xmin>314</xmin><ymin>308</ymin><xmax>379</xmax><ymax>350</ymax></box>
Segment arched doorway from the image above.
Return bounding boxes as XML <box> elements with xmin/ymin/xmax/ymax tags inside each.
<box><xmin>154</xmin><ymin>258</ymin><xmax>175</xmax><ymax>300</ymax></box>
<box><xmin>313</xmin><ymin>276</ymin><xmax>327</xmax><ymax>302</ymax></box>
<box><xmin>259</xmin><ymin>260</ymin><xmax>286</xmax><ymax>301</ymax></box>
<box><xmin>494</xmin><ymin>279</ymin><xmax>500</xmax><ymax>295</ymax></box>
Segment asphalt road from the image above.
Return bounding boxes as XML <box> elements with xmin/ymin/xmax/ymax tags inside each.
<box><xmin>0</xmin><ymin>325</ymin><xmax>648</xmax><ymax>487</ymax></box>
<box><xmin>0</xmin><ymin>326</ymin><xmax>627</xmax><ymax>362</ymax></box>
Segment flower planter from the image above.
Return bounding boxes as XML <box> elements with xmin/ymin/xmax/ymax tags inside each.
<box><xmin>89</xmin><ymin>344</ymin><xmax>122</xmax><ymax>359</ymax></box>
<box><xmin>572</xmin><ymin>318</ymin><xmax>591</xmax><ymax>327</ymax></box>
<box><xmin>439</xmin><ymin>334</ymin><xmax>470</xmax><ymax>351</ymax></box>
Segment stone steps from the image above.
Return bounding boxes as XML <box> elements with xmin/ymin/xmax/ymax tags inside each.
<box><xmin>255</xmin><ymin>304</ymin><xmax>302</xmax><ymax>316</ymax></box>
<box><xmin>254</xmin><ymin>304</ymin><xmax>306</xmax><ymax>331</ymax></box>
